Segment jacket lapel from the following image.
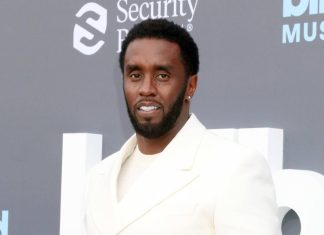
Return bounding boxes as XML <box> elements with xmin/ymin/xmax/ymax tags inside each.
<box><xmin>114</xmin><ymin>114</ymin><xmax>206</xmax><ymax>234</ymax></box>
<box><xmin>89</xmin><ymin>136</ymin><xmax>137</xmax><ymax>235</ymax></box>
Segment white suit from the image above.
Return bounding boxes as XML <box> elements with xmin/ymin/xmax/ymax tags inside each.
<box><xmin>84</xmin><ymin>114</ymin><xmax>278</xmax><ymax>235</ymax></box>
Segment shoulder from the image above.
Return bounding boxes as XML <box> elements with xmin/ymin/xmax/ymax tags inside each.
<box><xmin>84</xmin><ymin>151</ymin><xmax>120</xmax><ymax>199</ymax></box>
<box><xmin>187</xmin><ymin>115</ymin><xmax>270</xmax><ymax>173</ymax></box>
<box><xmin>197</xmin><ymin>130</ymin><xmax>272</xmax><ymax>178</ymax></box>
<box><xmin>86</xmin><ymin>134</ymin><xmax>137</xmax><ymax>180</ymax></box>
<box><xmin>88</xmin><ymin>151</ymin><xmax>119</xmax><ymax>177</ymax></box>
<box><xmin>200</xmin><ymin>130</ymin><xmax>264</xmax><ymax>160</ymax></box>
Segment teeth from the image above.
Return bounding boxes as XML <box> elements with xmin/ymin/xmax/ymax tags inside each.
<box><xmin>139</xmin><ymin>106</ymin><xmax>159</xmax><ymax>112</ymax></box>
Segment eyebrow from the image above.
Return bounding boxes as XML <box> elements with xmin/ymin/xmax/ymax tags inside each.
<box><xmin>154</xmin><ymin>65</ymin><xmax>173</xmax><ymax>72</ymax></box>
<box><xmin>124</xmin><ymin>64</ymin><xmax>174</xmax><ymax>72</ymax></box>
<box><xmin>125</xmin><ymin>64</ymin><xmax>140</xmax><ymax>72</ymax></box>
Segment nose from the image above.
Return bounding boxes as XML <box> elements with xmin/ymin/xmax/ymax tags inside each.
<box><xmin>139</xmin><ymin>77</ymin><xmax>156</xmax><ymax>97</ymax></box>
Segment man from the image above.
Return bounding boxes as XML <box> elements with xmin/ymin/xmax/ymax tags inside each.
<box><xmin>84</xmin><ymin>19</ymin><xmax>278</xmax><ymax>235</ymax></box>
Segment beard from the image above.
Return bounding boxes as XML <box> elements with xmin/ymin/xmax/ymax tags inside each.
<box><xmin>125</xmin><ymin>83</ymin><xmax>187</xmax><ymax>139</ymax></box>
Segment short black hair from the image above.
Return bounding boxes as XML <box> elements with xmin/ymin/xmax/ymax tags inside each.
<box><xmin>119</xmin><ymin>19</ymin><xmax>199</xmax><ymax>77</ymax></box>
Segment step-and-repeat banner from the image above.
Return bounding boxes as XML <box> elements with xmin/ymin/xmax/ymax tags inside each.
<box><xmin>1</xmin><ymin>0</ymin><xmax>323</xmax><ymax>234</ymax></box>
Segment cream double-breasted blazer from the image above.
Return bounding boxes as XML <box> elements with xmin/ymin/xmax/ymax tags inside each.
<box><xmin>84</xmin><ymin>114</ymin><xmax>278</xmax><ymax>235</ymax></box>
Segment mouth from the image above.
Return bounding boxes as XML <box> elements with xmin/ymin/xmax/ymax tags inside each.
<box><xmin>138</xmin><ymin>105</ymin><xmax>160</xmax><ymax>112</ymax></box>
<box><xmin>135</xmin><ymin>101</ymin><xmax>162</xmax><ymax>115</ymax></box>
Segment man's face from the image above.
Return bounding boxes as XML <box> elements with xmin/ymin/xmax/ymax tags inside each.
<box><xmin>123</xmin><ymin>38</ymin><xmax>188</xmax><ymax>139</ymax></box>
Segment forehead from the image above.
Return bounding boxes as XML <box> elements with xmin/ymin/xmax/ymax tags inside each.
<box><xmin>124</xmin><ymin>38</ymin><xmax>182</xmax><ymax>68</ymax></box>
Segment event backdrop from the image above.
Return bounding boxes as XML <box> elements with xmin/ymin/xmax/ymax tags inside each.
<box><xmin>1</xmin><ymin>0</ymin><xmax>323</xmax><ymax>234</ymax></box>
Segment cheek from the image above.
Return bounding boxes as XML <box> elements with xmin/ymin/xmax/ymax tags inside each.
<box><xmin>123</xmin><ymin>92</ymin><xmax>134</xmax><ymax>111</ymax></box>
<box><xmin>160</xmin><ymin>87</ymin><xmax>182</xmax><ymax>105</ymax></box>
<box><xmin>123</xmin><ymin>83</ymin><xmax>136</xmax><ymax>101</ymax></box>
<box><xmin>124</xmin><ymin>91</ymin><xmax>134</xmax><ymax>105</ymax></box>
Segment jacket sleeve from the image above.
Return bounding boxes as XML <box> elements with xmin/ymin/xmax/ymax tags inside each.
<box><xmin>213</xmin><ymin>149</ymin><xmax>279</xmax><ymax>235</ymax></box>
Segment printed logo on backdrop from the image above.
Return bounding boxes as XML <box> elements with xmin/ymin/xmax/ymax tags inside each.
<box><xmin>73</xmin><ymin>2</ymin><xmax>108</xmax><ymax>55</ymax></box>
<box><xmin>73</xmin><ymin>0</ymin><xmax>199</xmax><ymax>55</ymax></box>
<box><xmin>282</xmin><ymin>0</ymin><xmax>324</xmax><ymax>44</ymax></box>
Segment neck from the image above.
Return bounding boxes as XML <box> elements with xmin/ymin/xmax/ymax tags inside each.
<box><xmin>136</xmin><ymin>111</ymin><xmax>190</xmax><ymax>155</ymax></box>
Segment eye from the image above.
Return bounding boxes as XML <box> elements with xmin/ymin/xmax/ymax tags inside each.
<box><xmin>129</xmin><ymin>73</ymin><xmax>142</xmax><ymax>81</ymax></box>
<box><xmin>156</xmin><ymin>73</ymin><xmax>170</xmax><ymax>81</ymax></box>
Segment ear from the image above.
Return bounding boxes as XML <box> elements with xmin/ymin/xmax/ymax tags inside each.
<box><xmin>186</xmin><ymin>74</ymin><xmax>198</xmax><ymax>101</ymax></box>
